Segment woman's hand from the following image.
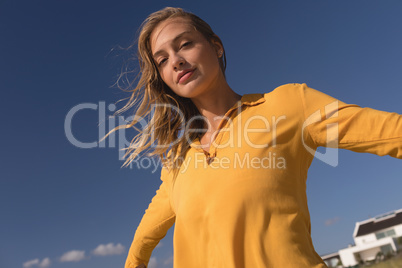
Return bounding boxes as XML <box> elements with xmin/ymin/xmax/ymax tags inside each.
<box><xmin>136</xmin><ymin>264</ymin><xmax>146</xmax><ymax>268</ymax></box>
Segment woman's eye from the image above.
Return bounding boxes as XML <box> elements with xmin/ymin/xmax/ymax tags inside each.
<box><xmin>158</xmin><ymin>58</ymin><xmax>167</xmax><ymax>66</ymax></box>
<box><xmin>180</xmin><ymin>41</ymin><xmax>192</xmax><ymax>49</ymax></box>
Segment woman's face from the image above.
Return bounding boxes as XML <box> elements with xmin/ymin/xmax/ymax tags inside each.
<box><xmin>150</xmin><ymin>17</ymin><xmax>223</xmax><ymax>99</ymax></box>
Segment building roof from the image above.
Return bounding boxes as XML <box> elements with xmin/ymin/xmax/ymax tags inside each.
<box><xmin>355</xmin><ymin>210</ymin><xmax>402</xmax><ymax>237</ymax></box>
<box><xmin>321</xmin><ymin>252</ymin><xmax>340</xmax><ymax>261</ymax></box>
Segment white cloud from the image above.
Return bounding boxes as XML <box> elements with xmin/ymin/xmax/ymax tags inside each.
<box><xmin>325</xmin><ymin>217</ymin><xmax>340</xmax><ymax>226</ymax></box>
<box><xmin>155</xmin><ymin>242</ymin><xmax>163</xmax><ymax>249</ymax></box>
<box><xmin>148</xmin><ymin>257</ymin><xmax>157</xmax><ymax>268</ymax></box>
<box><xmin>60</xmin><ymin>250</ymin><xmax>86</xmax><ymax>262</ymax></box>
<box><xmin>92</xmin><ymin>243</ymin><xmax>125</xmax><ymax>256</ymax></box>
<box><xmin>23</xmin><ymin>259</ymin><xmax>39</xmax><ymax>268</ymax></box>
<box><xmin>23</xmin><ymin>258</ymin><xmax>51</xmax><ymax>268</ymax></box>
<box><xmin>38</xmin><ymin>258</ymin><xmax>51</xmax><ymax>268</ymax></box>
<box><xmin>163</xmin><ymin>256</ymin><xmax>173</xmax><ymax>266</ymax></box>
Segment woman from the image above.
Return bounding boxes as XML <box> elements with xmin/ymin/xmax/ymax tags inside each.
<box><xmin>108</xmin><ymin>7</ymin><xmax>402</xmax><ymax>268</ymax></box>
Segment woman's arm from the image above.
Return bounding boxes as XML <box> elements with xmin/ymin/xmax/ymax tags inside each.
<box><xmin>125</xmin><ymin>167</ymin><xmax>176</xmax><ymax>268</ymax></box>
<box><xmin>299</xmin><ymin>83</ymin><xmax>402</xmax><ymax>158</ymax></box>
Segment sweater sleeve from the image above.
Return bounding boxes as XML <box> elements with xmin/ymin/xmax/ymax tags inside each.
<box><xmin>125</xmin><ymin>167</ymin><xmax>176</xmax><ymax>268</ymax></box>
<box><xmin>299</xmin><ymin>83</ymin><xmax>402</xmax><ymax>159</ymax></box>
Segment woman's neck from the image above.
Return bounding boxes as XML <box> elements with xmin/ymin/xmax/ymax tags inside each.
<box><xmin>191</xmin><ymin>81</ymin><xmax>242</xmax><ymax>137</ymax></box>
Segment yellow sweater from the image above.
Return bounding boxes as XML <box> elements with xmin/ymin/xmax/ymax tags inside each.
<box><xmin>125</xmin><ymin>83</ymin><xmax>402</xmax><ymax>268</ymax></box>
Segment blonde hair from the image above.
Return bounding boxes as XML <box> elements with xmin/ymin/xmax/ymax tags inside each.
<box><xmin>104</xmin><ymin>7</ymin><xmax>227</xmax><ymax>175</ymax></box>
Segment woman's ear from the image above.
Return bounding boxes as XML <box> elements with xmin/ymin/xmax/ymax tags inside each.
<box><xmin>211</xmin><ymin>35</ymin><xmax>224</xmax><ymax>57</ymax></box>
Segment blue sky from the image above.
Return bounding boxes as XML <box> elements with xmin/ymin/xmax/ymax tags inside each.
<box><xmin>1</xmin><ymin>1</ymin><xmax>401</xmax><ymax>267</ymax></box>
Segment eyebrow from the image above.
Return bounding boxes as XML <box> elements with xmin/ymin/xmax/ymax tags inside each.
<box><xmin>152</xmin><ymin>31</ymin><xmax>193</xmax><ymax>59</ymax></box>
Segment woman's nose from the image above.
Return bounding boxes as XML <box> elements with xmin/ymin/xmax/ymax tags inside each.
<box><xmin>173</xmin><ymin>55</ymin><xmax>185</xmax><ymax>70</ymax></box>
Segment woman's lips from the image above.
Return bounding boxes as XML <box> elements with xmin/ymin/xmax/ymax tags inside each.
<box><xmin>178</xmin><ymin>69</ymin><xmax>195</xmax><ymax>84</ymax></box>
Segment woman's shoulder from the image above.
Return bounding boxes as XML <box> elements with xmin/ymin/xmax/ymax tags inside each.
<box><xmin>241</xmin><ymin>83</ymin><xmax>307</xmax><ymax>102</ymax></box>
<box><xmin>259</xmin><ymin>83</ymin><xmax>308</xmax><ymax>102</ymax></box>
<box><xmin>267</xmin><ymin>83</ymin><xmax>307</xmax><ymax>95</ymax></box>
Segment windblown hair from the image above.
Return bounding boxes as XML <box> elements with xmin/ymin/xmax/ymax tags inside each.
<box><xmin>104</xmin><ymin>7</ymin><xmax>227</xmax><ymax>175</ymax></box>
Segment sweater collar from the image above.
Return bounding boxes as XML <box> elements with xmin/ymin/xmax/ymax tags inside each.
<box><xmin>189</xmin><ymin>93</ymin><xmax>266</xmax><ymax>151</ymax></box>
<box><xmin>239</xmin><ymin>93</ymin><xmax>266</xmax><ymax>106</ymax></box>
<box><xmin>223</xmin><ymin>93</ymin><xmax>266</xmax><ymax>115</ymax></box>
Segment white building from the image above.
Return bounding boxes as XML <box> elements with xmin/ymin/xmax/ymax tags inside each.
<box><xmin>338</xmin><ymin>209</ymin><xmax>402</xmax><ymax>267</ymax></box>
<box><xmin>321</xmin><ymin>252</ymin><xmax>342</xmax><ymax>268</ymax></box>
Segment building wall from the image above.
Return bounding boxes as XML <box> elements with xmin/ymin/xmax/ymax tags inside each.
<box><xmin>339</xmin><ymin>248</ymin><xmax>358</xmax><ymax>267</ymax></box>
<box><xmin>394</xmin><ymin>224</ymin><xmax>402</xmax><ymax>236</ymax></box>
<box><xmin>359</xmin><ymin>247</ymin><xmax>380</xmax><ymax>261</ymax></box>
<box><xmin>355</xmin><ymin>233</ymin><xmax>376</xmax><ymax>246</ymax></box>
<box><xmin>339</xmin><ymin>237</ymin><xmax>397</xmax><ymax>267</ymax></box>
